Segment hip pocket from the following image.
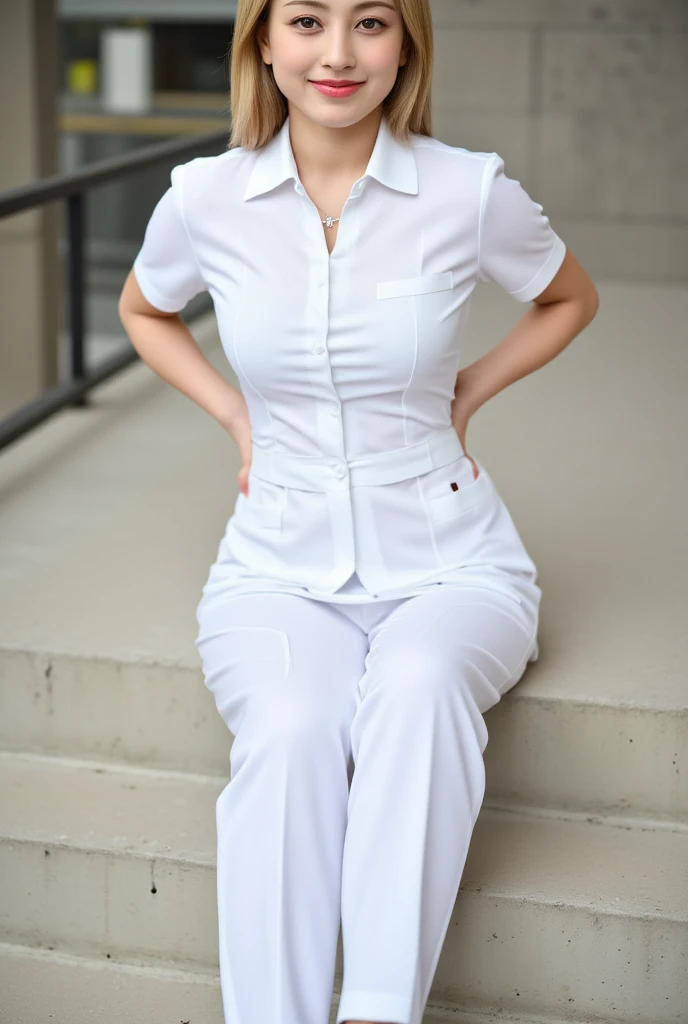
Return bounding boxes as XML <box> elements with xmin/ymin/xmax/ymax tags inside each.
<box><xmin>195</xmin><ymin>622</ymin><xmax>291</xmax><ymax>738</ymax></box>
<box><xmin>245</xmin><ymin>474</ymin><xmax>287</xmax><ymax>530</ymax></box>
<box><xmin>426</xmin><ymin>459</ymin><xmax>494</xmax><ymax>523</ymax></box>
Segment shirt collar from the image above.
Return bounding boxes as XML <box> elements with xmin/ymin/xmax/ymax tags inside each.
<box><xmin>243</xmin><ymin>112</ymin><xmax>419</xmax><ymax>200</ymax></box>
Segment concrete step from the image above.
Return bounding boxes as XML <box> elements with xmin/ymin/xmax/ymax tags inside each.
<box><xmin>0</xmin><ymin>941</ymin><xmax>578</xmax><ymax>1024</ymax></box>
<box><xmin>0</xmin><ymin>940</ymin><xmax>222</xmax><ymax>1024</ymax></box>
<box><xmin>0</xmin><ymin>945</ymin><xmax>609</xmax><ymax>1024</ymax></box>
<box><xmin>1</xmin><ymin>641</ymin><xmax>685</xmax><ymax>826</ymax></box>
<box><xmin>1</xmin><ymin>751</ymin><xmax>686</xmax><ymax>1024</ymax></box>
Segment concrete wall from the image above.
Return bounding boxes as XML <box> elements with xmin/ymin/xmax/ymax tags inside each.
<box><xmin>430</xmin><ymin>0</ymin><xmax>688</xmax><ymax>285</ymax></box>
<box><xmin>0</xmin><ymin>0</ymin><xmax>60</xmax><ymax>416</ymax></box>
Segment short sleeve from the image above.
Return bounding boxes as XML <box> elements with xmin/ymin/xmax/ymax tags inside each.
<box><xmin>132</xmin><ymin>163</ymin><xmax>207</xmax><ymax>312</ymax></box>
<box><xmin>477</xmin><ymin>153</ymin><xmax>566</xmax><ymax>302</ymax></box>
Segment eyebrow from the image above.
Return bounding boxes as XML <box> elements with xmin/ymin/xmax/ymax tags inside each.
<box><xmin>282</xmin><ymin>1</ymin><xmax>398</xmax><ymax>10</ymax></box>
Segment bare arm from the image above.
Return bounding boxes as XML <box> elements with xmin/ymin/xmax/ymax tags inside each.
<box><xmin>452</xmin><ymin>249</ymin><xmax>599</xmax><ymax>448</ymax></box>
<box><xmin>118</xmin><ymin>269</ymin><xmax>243</xmax><ymax>430</ymax></box>
<box><xmin>118</xmin><ymin>269</ymin><xmax>253</xmax><ymax>495</ymax></box>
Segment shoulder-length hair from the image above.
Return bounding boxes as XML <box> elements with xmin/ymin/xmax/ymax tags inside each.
<box><xmin>227</xmin><ymin>0</ymin><xmax>434</xmax><ymax>150</ymax></box>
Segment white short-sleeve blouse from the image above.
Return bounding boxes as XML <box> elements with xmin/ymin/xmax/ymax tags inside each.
<box><xmin>133</xmin><ymin>112</ymin><xmax>566</xmax><ymax>604</ymax></box>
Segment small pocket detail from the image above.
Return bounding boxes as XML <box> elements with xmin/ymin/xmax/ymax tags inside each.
<box><xmin>427</xmin><ymin>467</ymin><xmax>493</xmax><ymax>522</ymax></box>
<box><xmin>377</xmin><ymin>270</ymin><xmax>453</xmax><ymax>300</ymax></box>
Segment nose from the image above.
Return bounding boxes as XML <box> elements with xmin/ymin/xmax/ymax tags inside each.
<box><xmin>320</xmin><ymin>26</ymin><xmax>356</xmax><ymax>67</ymax></box>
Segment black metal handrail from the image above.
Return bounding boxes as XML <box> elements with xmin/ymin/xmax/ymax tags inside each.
<box><xmin>0</xmin><ymin>127</ymin><xmax>228</xmax><ymax>452</ymax></box>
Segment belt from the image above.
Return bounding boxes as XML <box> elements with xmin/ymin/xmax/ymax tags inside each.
<box><xmin>250</xmin><ymin>425</ymin><xmax>465</xmax><ymax>491</ymax></box>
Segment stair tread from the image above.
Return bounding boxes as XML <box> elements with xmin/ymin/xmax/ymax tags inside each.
<box><xmin>2</xmin><ymin>750</ymin><xmax>686</xmax><ymax>923</ymax></box>
<box><xmin>0</xmin><ymin>939</ymin><xmax>221</xmax><ymax>1024</ymax></box>
<box><xmin>0</xmin><ymin>940</ymin><xmax>568</xmax><ymax>1024</ymax></box>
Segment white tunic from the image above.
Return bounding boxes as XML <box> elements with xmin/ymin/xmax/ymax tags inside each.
<box><xmin>132</xmin><ymin>112</ymin><xmax>566</xmax><ymax>609</ymax></box>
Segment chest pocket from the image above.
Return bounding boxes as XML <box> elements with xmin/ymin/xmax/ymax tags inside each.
<box><xmin>376</xmin><ymin>270</ymin><xmax>453</xmax><ymax>300</ymax></box>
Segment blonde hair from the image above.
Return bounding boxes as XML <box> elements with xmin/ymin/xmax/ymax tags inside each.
<box><xmin>227</xmin><ymin>0</ymin><xmax>434</xmax><ymax>150</ymax></box>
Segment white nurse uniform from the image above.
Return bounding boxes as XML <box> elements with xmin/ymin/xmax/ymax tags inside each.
<box><xmin>132</xmin><ymin>111</ymin><xmax>567</xmax><ymax>1024</ymax></box>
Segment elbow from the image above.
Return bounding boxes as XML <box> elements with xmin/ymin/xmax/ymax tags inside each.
<box><xmin>586</xmin><ymin>285</ymin><xmax>601</xmax><ymax>323</ymax></box>
<box><xmin>570</xmin><ymin>281</ymin><xmax>600</xmax><ymax>327</ymax></box>
<box><xmin>118</xmin><ymin>270</ymin><xmax>134</xmax><ymax>326</ymax></box>
<box><xmin>118</xmin><ymin>296</ymin><xmax>136</xmax><ymax>335</ymax></box>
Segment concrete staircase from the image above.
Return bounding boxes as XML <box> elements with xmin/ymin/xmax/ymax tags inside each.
<box><xmin>0</xmin><ymin>283</ymin><xmax>686</xmax><ymax>1024</ymax></box>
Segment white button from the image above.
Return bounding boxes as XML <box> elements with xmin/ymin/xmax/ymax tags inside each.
<box><xmin>313</xmin><ymin>344</ymin><xmax>325</xmax><ymax>355</ymax></box>
<box><xmin>333</xmin><ymin>463</ymin><xmax>346</xmax><ymax>479</ymax></box>
<box><xmin>329</xmin><ymin>407</ymin><xmax>338</xmax><ymax>418</ymax></box>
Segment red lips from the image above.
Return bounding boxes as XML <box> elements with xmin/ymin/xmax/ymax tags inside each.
<box><xmin>310</xmin><ymin>79</ymin><xmax>364</xmax><ymax>86</ymax></box>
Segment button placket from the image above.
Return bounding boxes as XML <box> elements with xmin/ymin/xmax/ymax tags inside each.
<box><xmin>297</xmin><ymin>187</ymin><xmax>352</xmax><ymax>493</ymax></box>
<box><xmin>311</xmin><ymin>264</ymin><xmax>328</xmax><ymax>357</ymax></box>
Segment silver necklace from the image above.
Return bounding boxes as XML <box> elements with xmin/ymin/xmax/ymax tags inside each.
<box><xmin>316</xmin><ymin>206</ymin><xmax>340</xmax><ymax>228</ymax></box>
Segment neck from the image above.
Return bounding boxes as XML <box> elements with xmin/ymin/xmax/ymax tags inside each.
<box><xmin>287</xmin><ymin>105</ymin><xmax>382</xmax><ymax>185</ymax></box>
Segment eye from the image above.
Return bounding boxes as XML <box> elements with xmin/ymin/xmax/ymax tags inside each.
<box><xmin>290</xmin><ymin>15</ymin><xmax>319</xmax><ymax>29</ymax></box>
<box><xmin>290</xmin><ymin>16</ymin><xmax>386</xmax><ymax>30</ymax></box>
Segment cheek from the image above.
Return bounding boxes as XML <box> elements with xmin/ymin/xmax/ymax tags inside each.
<box><xmin>276</xmin><ymin>60</ymin><xmax>309</xmax><ymax>80</ymax></box>
<box><xmin>271</xmin><ymin>62</ymin><xmax>310</xmax><ymax>99</ymax></box>
<box><xmin>269</xmin><ymin>30</ymin><xmax>313</xmax><ymax>75</ymax></box>
<box><xmin>364</xmin><ymin>34</ymin><xmax>405</xmax><ymax>72</ymax></box>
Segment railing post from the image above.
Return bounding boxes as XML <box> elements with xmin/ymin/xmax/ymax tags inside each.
<box><xmin>0</xmin><ymin>128</ymin><xmax>226</xmax><ymax>450</ymax></box>
<box><xmin>67</xmin><ymin>192</ymin><xmax>87</xmax><ymax>407</ymax></box>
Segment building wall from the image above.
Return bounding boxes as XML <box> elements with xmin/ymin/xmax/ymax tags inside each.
<box><xmin>430</xmin><ymin>0</ymin><xmax>688</xmax><ymax>285</ymax></box>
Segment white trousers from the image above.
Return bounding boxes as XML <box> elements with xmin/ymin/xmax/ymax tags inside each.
<box><xmin>195</xmin><ymin>572</ymin><xmax>539</xmax><ymax>1024</ymax></box>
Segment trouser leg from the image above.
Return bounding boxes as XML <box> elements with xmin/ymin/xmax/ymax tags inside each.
<box><xmin>336</xmin><ymin>586</ymin><xmax>538</xmax><ymax>1024</ymax></box>
<box><xmin>195</xmin><ymin>592</ymin><xmax>368</xmax><ymax>1024</ymax></box>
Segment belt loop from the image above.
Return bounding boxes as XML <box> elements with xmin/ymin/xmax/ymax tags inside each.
<box><xmin>428</xmin><ymin>425</ymin><xmax>465</xmax><ymax>471</ymax></box>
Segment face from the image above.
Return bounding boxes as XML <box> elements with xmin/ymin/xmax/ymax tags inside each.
<box><xmin>257</xmin><ymin>0</ymin><xmax>408</xmax><ymax>128</ymax></box>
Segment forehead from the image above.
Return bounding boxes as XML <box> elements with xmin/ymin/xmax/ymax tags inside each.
<box><xmin>278</xmin><ymin>0</ymin><xmax>399</xmax><ymax>11</ymax></box>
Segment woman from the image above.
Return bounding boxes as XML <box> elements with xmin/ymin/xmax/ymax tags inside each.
<box><xmin>119</xmin><ymin>1</ymin><xmax>599</xmax><ymax>1022</ymax></box>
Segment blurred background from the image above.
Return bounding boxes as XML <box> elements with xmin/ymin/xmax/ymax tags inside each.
<box><xmin>1</xmin><ymin>0</ymin><xmax>237</xmax><ymax>420</ymax></box>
